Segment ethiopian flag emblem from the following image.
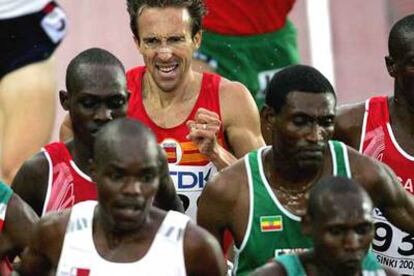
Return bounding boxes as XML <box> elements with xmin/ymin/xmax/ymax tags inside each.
<box><xmin>260</xmin><ymin>215</ymin><xmax>283</xmax><ymax>232</ymax></box>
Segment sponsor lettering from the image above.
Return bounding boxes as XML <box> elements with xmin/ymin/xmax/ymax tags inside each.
<box><xmin>397</xmin><ymin>176</ymin><xmax>414</xmax><ymax>194</ymax></box>
<box><xmin>274</xmin><ymin>248</ymin><xmax>308</xmax><ymax>257</ymax></box>
<box><xmin>376</xmin><ymin>254</ymin><xmax>414</xmax><ymax>273</ymax></box>
<box><xmin>376</xmin><ymin>255</ymin><xmax>398</xmax><ymax>268</ymax></box>
<box><xmin>170</xmin><ymin>168</ymin><xmax>212</xmax><ymax>190</ymax></box>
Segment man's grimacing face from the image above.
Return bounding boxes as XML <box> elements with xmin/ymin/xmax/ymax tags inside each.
<box><xmin>136</xmin><ymin>6</ymin><xmax>201</xmax><ymax>92</ymax></box>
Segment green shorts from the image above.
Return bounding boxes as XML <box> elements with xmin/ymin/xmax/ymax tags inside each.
<box><xmin>195</xmin><ymin>20</ymin><xmax>300</xmax><ymax>109</ymax></box>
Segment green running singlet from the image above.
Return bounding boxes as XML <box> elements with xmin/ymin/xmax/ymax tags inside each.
<box><xmin>233</xmin><ymin>140</ymin><xmax>351</xmax><ymax>275</ymax></box>
<box><xmin>277</xmin><ymin>253</ymin><xmax>385</xmax><ymax>276</ymax></box>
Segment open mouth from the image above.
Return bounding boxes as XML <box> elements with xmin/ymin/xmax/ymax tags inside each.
<box><xmin>156</xmin><ymin>63</ymin><xmax>179</xmax><ymax>76</ymax></box>
<box><xmin>113</xmin><ymin>205</ymin><xmax>142</xmax><ymax>220</ymax></box>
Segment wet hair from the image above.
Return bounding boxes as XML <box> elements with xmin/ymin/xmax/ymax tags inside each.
<box><xmin>93</xmin><ymin>118</ymin><xmax>157</xmax><ymax>165</ymax></box>
<box><xmin>126</xmin><ymin>0</ymin><xmax>206</xmax><ymax>39</ymax></box>
<box><xmin>265</xmin><ymin>65</ymin><xmax>336</xmax><ymax>114</ymax></box>
<box><xmin>388</xmin><ymin>14</ymin><xmax>414</xmax><ymax>59</ymax></box>
<box><xmin>66</xmin><ymin>48</ymin><xmax>125</xmax><ymax>93</ymax></box>
<box><xmin>307</xmin><ymin>176</ymin><xmax>371</xmax><ymax>220</ymax></box>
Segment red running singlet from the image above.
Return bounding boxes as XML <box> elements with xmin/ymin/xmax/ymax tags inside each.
<box><xmin>360</xmin><ymin>96</ymin><xmax>414</xmax><ymax>275</ymax></box>
<box><xmin>42</xmin><ymin>142</ymin><xmax>97</xmax><ymax>215</ymax></box>
<box><xmin>127</xmin><ymin>66</ymin><xmax>227</xmax><ymax>220</ymax></box>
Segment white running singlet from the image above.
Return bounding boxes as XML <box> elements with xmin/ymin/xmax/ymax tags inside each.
<box><xmin>56</xmin><ymin>201</ymin><xmax>189</xmax><ymax>276</ymax></box>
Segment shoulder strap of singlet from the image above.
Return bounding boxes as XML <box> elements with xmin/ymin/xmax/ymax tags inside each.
<box><xmin>126</xmin><ymin>66</ymin><xmax>146</xmax><ymax>96</ymax></box>
<box><xmin>236</xmin><ymin>148</ymin><xmax>263</xmax><ymax>253</ymax></box>
<box><xmin>328</xmin><ymin>140</ymin><xmax>352</xmax><ymax>178</ymax></box>
<box><xmin>201</xmin><ymin>71</ymin><xmax>221</xmax><ymax>96</ymax></box>
<box><xmin>41</xmin><ymin>142</ymin><xmax>73</xmax><ymax>216</ymax></box>
<box><xmin>0</xmin><ymin>181</ymin><xmax>13</xmax><ymax>231</ymax></box>
<box><xmin>158</xmin><ymin>211</ymin><xmax>190</xmax><ymax>242</ymax></box>
<box><xmin>65</xmin><ymin>200</ymin><xmax>97</xmax><ymax>234</ymax></box>
<box><xmin>358</xmin><ymin>96</ymin><xmax>389</xmax><ymax>153</ymax></box>
<box><xmin>42</xmin><ymin>142</ymin><xmax>72</xmax><ymax>163</ymax></box>
<box><xmin>276</xmin><ymin>255</ymin><xmax>306</xmax><ymax>276</ymax></box>
<box><xmin>368</xmin><ymin>96</ymin><xmax>389</xmax><ymax>123</ymax></box>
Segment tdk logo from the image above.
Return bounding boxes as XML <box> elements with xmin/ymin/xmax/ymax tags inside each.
<box><xmin>170</xmin><ymin>168</ymin><xmax>212</xmax><ymax>189</ymax></box>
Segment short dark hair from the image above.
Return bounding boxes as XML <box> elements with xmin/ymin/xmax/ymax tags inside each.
<box><xmin>265</xmin><ymin>65</ymin><xmax>336</xmax><ymax>114</ymax></box>
<box><xmin>126</xmin><ymin>0</ymin><xmax>206</xmax><ymax>39</ymax></box>
<box><xmin>66</xmin><ymin>48</ymin><xmax>125</xmax><ymax>92</ymax></box>
<box><xmin>307</xmin><ymin>176</ymin><xmax>370</xmax><ymax>220</ymax></box>
<box><xmin>388</xmin><ymin>14</ymin><xmax>414</xmax><ymax>59</ymax></box>
<box><xmin>93</xmin><ymin>118</ymin><xmax>157</xmax><ymax>165</ymax></box>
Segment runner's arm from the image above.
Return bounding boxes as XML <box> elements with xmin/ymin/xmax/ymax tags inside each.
<box><xmin>11</xmin><ymin>153</ymin><xmax>50</xmax><ymax>216</ymax></box>
<box><xmin>333</xmin><ymin>102</ymin><xmax>365</xmax><ymax>149</ymax></box>
<box><xmin>0</xmin><ymin>193</ymin><xmax>38</xmax><ymax>260</ymax></box>
<box><xmin>220</xmin><ymin>81</ymin><xmax>265</xmax><ymax>160</ymax></box>
<box><xmin>250</xmin><ymin>260</ymin><xmax>288</xmax><ymax>276</ymax></box>
<box><xmin>352</xmin><ymin>150</ymin><xmax>414</xmax><ymax>234</ymax></box>
<box><xmin>18</xmin><ymin>212</ymin><xmax>68</xmax><ymax>275</ymax></box>
<box><xmin>197</xmin><ymin>173</ymin><xmax>235</xmax><ymax>249</ymax></box>
<box><xmin>184</xmin><ymin>222</ymin><xmax>226</xmax><ymax>276</ymax></box>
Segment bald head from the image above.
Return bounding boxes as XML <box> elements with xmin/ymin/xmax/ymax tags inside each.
<box><xmin>308</xmin><ymin>176</ymin><xmax>373</xmax><ymax>221</ymax></box>
<box><xmin>93</xmin><ymin>118</ymin><xmax>158</xmax><ymax>166</ymax></box>
<box><xmin>388</xmin><ymin>14</ymin><xmax>414</xmax><ymax>60</ymax></box>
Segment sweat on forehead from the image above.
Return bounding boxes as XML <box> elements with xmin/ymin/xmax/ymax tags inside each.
<box><xmin>65</xmin><ymin>48</ymin><xmax>125</xmax><ymax>92</ymax></box>
<box><xmin>265</xmin><ymin>64</ymin><xmax>336</xmax><ymax>114</ymax></box>
<box><xmin>93</xmin><ymin>118</ymin><xmax>157</xmax><ymax>162</ymax></box>
<box><xmin>307</xmin><ymin>176</ymin><xmax>372</xmax><ymax>219</ymax></box>
<box><xmin>126</xmin><ymin>0</ymin><xmax>206</xmax><ymax>39</ymax></box>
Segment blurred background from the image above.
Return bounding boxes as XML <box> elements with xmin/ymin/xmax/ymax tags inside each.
<box><xmin>52</xmin><ymin>0</ymin><xmax>414</xmax><ymax>140</ymax></box>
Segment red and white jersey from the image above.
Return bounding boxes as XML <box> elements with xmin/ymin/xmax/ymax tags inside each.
<box><xmin>41</xmin><ymin>142</ymin><xmax>97</xmax><ymax>215</ymax></box>
<box><xmin>127</xmin><ymin>66</ymin><xmax>227</xmax><ymax>220</ymax></box>
<box><xmin>360</xmin><ymin>96</ymin><xmax>414</xmax><ymax>275</ymax></box>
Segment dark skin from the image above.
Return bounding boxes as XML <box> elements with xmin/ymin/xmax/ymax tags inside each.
<box><xmin>334</xmin><ymin>31</ymin><xmax>414</xmax><ymax>154</ymax></box>
<box><xmin>198</xmin><ymin>91</ymin><xmax>414</xmax><ymax>253</ymax></box>
<box><xmin>251</xmin><ymin>192</ymin><xmax>398</xmax><ymax>276</ymax></box>
<box><xmin>18</xmin><ymin>122</ymin><xmax>225</xmax><ymax>276</ymax></box>
<box><xmin>12</xmin><ymin>63</ymin><xmax>183</xmax><ymax>215</ymax></box>
<box><xmin>250</xmin><ymin>258</ymin><xmax>397</xmax><ymax>276</ymax></box>
<box><xmin>0</xmin><ymin>192</ymin><xmax>38</xmax><ymax>265</ymax></box>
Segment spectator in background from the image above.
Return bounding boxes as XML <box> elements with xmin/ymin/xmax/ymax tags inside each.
<box><xmin>0</xmin><ymin>0</ymin><xmax>67</xmax><ymax>184</ymax></box>
<box><xmin>193</xmin><ymin>0</ymin><xmax>300</xmax><ymax>109</ymax></box>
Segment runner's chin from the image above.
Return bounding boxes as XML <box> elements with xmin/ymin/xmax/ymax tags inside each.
<box><xmin>297</xmin><ymin>151</ymin><xmax>323</xmax><ymax>170</ymax></box>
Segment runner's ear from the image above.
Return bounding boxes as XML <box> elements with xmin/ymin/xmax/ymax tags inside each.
<box><xmin>59</xmin><ymin>90</ymin><xmax>70</xmax><ymax>111</ymax></box>
<box><xmin>385</xmin><ymin>56</ymin><xmax>396</xmax><ymax>77</ymax></box>
<box><xmin>193</xmin><ymin>30</ymin><xmax>202</xmax><ymax>49</ymax></box>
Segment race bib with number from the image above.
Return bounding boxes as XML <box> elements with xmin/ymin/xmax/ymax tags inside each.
<box><xmin>372</xmin><ymin>208</ymin><xmax>414</xmax><ymax>275</ymax></box>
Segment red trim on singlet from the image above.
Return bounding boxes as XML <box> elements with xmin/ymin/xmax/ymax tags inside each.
<box><xmin>43</xmin><ymin>142</ymin><xmax>97</xmax><ymax>214</ymax></box>
<box><xmin>202</xmin><ymin>0</ymin><xmax>295</xmax><ymax>35</ymax></box>
<box><xmin>126</xmin><ymin>66</ymin><xmax>228</xmax><ymax>164</ymax></box>
<box><xmin>360</xmin><ymin>96</ymin><xmax>414</xmax><ymax>195</ymax></box>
